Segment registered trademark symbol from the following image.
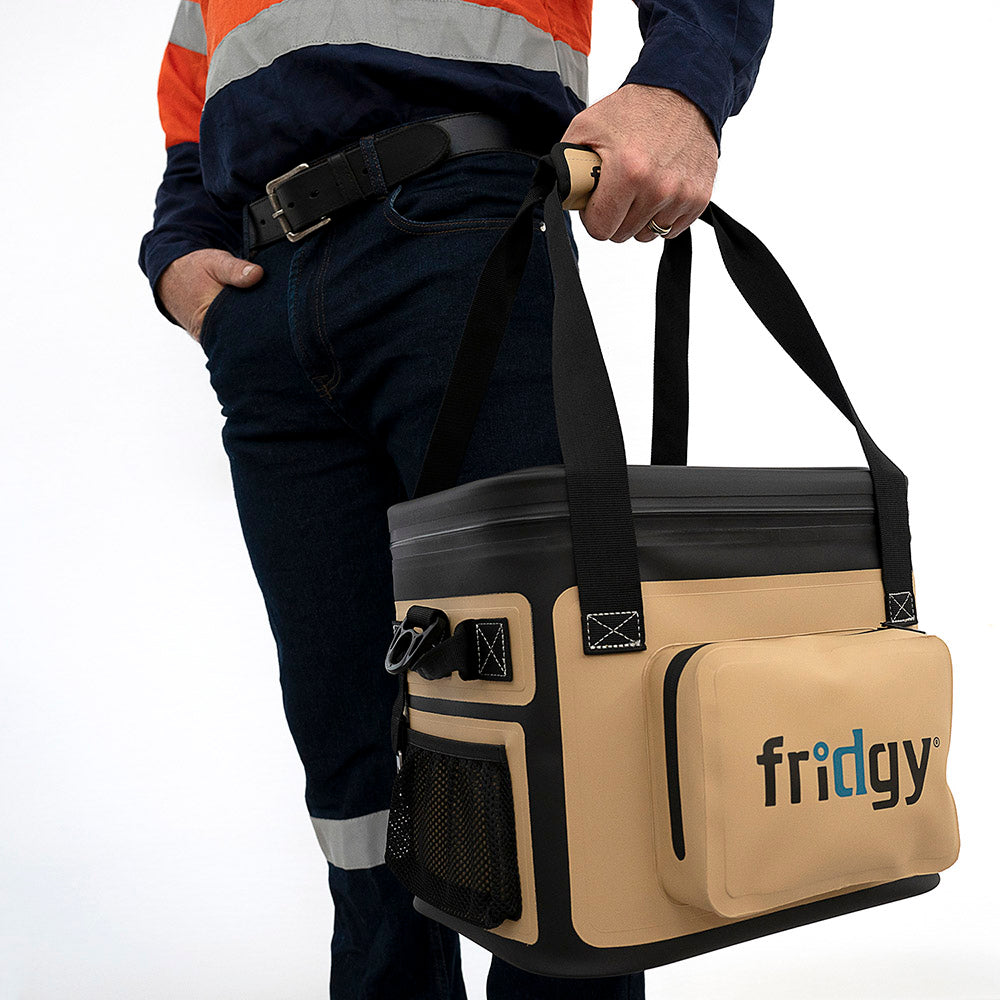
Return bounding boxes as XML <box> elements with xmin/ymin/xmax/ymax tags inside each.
<box><xmin>933</xmin><ymin>736</ymin><xmax>940</xmax><ymax>747</ymax></box>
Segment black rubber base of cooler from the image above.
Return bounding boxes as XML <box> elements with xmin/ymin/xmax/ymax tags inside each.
<box><xmin>413</xmin><ymin>874</ymin><xmax>941</xmax><ymax>979</ymax></box>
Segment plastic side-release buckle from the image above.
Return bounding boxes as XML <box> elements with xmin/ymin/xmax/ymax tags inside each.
<box><xmin>385</xmin><ymin>606</ymin><xmax>451</xmax><ymax>675</ymax></box>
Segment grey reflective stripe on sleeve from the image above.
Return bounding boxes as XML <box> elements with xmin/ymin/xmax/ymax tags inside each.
<box><xmin>169</xmin><ymin>0</ymin><xmax>208</xmax><ymax>55</ymax></box>
<box><xmin>206</xmin><ymin>0</ymin><xmax>587</xmax><ymax>103</ymax></box>
<box><xmin>311</xmin><ymin>810</ymin><xmax>389</xmax><ymax>869</ymax></box>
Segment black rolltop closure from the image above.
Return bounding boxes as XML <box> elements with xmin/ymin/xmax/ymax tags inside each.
<box><xmin>415</xmin><ymin>144</ymin><xmax>917</xmax><ymax>652</ymax></box>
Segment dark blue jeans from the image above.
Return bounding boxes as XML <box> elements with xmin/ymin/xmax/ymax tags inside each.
<box><xmin>201</xmin><ymin>143</ymin><xmax>644</xmax><ymax>1000</ymax></box>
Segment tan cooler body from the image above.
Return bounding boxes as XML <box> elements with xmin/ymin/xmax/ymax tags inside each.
<box><xmin>384</xmin><ymin>467</ymin><xmax>958</xmax><ymax>977</ymax></box>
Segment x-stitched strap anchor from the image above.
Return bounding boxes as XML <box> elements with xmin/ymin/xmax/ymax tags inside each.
<box><xmin>585</xmin><ymin>610</ymin><xmax>644</xmax><ymax>651</ymax></box>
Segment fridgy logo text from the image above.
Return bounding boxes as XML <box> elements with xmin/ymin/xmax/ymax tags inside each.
<box><xmin>755</xmin><ymin>729</ymin><xmax>934</xmax><ymax>810</ymax></box>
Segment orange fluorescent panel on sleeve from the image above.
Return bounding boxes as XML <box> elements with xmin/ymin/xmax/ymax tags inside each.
<box><xmin>158</xmin><ymin>42</ymin><xmax>208</xmax><ymax>147</ymax></box>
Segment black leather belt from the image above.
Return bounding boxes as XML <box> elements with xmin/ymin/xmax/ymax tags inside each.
<box><xmin>245</xmin><ymin>112</ymin><xmax>550</xmax><ymax>251</ymax></box>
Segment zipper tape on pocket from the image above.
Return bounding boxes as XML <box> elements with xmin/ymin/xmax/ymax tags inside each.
<box><xmin>663</xmin><ymin>644</ymin><xmax>708</xmax><ymax>861</ymax></box>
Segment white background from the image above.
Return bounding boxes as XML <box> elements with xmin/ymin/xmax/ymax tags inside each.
<box><xmin>2</xmin><ymin>2</ymin><xmax>998</xmax><ymax>997</ymax></box>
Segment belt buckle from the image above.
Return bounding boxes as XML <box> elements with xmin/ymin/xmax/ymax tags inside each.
<box><xmin>265</xmin><ymin>163</ymin><xmax>331</xmax><ymax>243</ymax></box>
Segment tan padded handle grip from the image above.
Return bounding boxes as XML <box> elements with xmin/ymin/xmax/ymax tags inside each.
<box><xmin>560</xmin><ymin>147</ymin><xmax>602</xmax><ymax>210</ymax></box>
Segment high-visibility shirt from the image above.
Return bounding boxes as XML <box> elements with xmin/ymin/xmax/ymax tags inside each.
<box><xmin>139</xmin><ymin>0</ymin><xmax>773</xmax><ymax>322</ymax></box>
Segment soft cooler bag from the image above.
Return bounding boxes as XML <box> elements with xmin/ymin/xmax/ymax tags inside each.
<box><xmin>381</xmin><ymin>146</ymin><xmax>959</xmax><ymax>977</ymax></box>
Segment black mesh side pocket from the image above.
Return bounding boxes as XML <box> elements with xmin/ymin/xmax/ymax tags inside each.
<box><xmin>385</xmin><ymin>730</ymin><xmax>522</xmax><ymax>929</ymax></box>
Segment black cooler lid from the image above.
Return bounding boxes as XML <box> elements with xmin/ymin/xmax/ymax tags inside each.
<box><xmin>388</xmin><ymin>465</ymin><xmax>875</xmax><ymax>544</ymax></box>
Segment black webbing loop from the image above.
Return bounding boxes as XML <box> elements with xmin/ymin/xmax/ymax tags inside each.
<box><xmin>540</xmin><ymin>186</ymin><xmax>646</xmax><ymax>653</ymax></box>
<box><xmin>651</xmin><ymin>206</ymin><xmax>916</xmax><ymax>625</ymax></box>
<box><xmin>416</xmin><ymin>153</ymin><xmax>646</xmax><ymax>654</ymax></box>
<box><xmin>651</xmin><ymin>226</ymin><xmax>692</xmax><ymax>466</ymax></box>
<box><xmin>390</xmin><ymin>671</ymin><xmax>407</xmax><ymax>760</ymax></box>
<box><xmin>387</xmin><ymin>610</ymin><xmax>514</xmax><ymax>682</ymax></box>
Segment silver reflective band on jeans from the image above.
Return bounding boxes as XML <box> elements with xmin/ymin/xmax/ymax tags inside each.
<box><xmin>311</xmin><ymin>811</ymin><xmax>390</xmax><ymax>869</ymax></box>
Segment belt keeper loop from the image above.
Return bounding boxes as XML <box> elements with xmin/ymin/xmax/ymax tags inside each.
<box><xmin>240</xmin><ymin>203</ymin><xmax>254</xmax><ymax>260</ymax></box>
<box><xmin>359</xmin><ymin>136</ymin><xmax>389</xmax><ymax>198</ymax></box>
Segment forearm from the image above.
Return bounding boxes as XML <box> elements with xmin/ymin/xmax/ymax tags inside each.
<box><xmin>139</xmin><ymin>142</ymin><xmax>242</xmax><ymax>325</ymax></box>
<box><xmin>623</xmin><ymin>0</ymin><xmax>774</xmax><ymax>145</ymax></box>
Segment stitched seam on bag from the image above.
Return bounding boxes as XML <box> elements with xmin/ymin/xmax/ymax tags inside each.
<box><xmin>887</xmin><ymin>590</ymin><xmax>916</xmax><ymax>623</ymax></box>
<box><xmin>474</xmin><ymin>620</ymin><xmax>508</xmax><ymax>678</ymax></box>
<box><xmin>585</xmin><ymin>611</ymin><xmax>642</xmax><ymax>650</ymax></box>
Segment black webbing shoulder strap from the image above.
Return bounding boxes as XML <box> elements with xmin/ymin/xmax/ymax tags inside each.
<box><xmin>415</xmin><ymin>149</ymin><xmax>917</xmax><ymax>653</ymax></box>
<box><xmin>416</xmin><ymin>150</ymin><xmax>647</xmax><ymax>654</ymax></box>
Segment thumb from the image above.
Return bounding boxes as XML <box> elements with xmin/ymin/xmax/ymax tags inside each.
<box><xmin>205</xmin><ymin>249</ymin><xmax>264</xmax><ymax>287</ymax></box>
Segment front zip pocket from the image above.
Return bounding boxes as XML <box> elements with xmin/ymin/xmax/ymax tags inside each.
<box><xmin>645</xmin><ymin>628</ymin><xmax>959</xmax><ymax>919</ymax></box>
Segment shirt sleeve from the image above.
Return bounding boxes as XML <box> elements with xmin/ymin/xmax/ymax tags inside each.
<box><xmin>138</xmin><ymin>0</ymin><xmax>242</xmax><ymax>325</ymax></box>
<box><xmin>621</xmin><ymin>1</ymin><xmax>774</xmax><ymax>147</ymax></box>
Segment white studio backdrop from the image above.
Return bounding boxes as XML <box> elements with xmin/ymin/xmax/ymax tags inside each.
<box><xmin>1</xmin><ymin>2</ymin><xmax>998</xmax><ymax>997</ymax></box>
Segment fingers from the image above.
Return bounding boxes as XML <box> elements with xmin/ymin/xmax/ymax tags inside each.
<box><xmin>627</xmin><ymin>195</ymin><xmax>710</xmax><ymax>243</ymax></box>
<box><xmin>202</xmin><ymin>248</ymin><xmax>264</xmax><ymax>287</ymax></box>
<box><xmin>634</xmin><ymin>205</ymin><xmax>699</xmax><ymax>243</ymax></box>
<box><xmin>578</xmin><ymin>158</ymin><xmax>712</xmax><ymax>245</ymax></box>
<box><xmin>617</xmin><ymin>200</ymin><xmax>681</xmax><ymax>243</ymax></box>
<box><xmin>629</xmin><ymin>173</ymin><xmax>712</xmax><ymax>241</ymax></box>
<box><xmin>664</xmin><ymin>197</ymin><xmax>711</xmax><ymax>239</ymax></box>
<box><xmin>577</xmin><ymin>148</ymin><xmax>632</xmax><ymax>242</ymax></box>
<box><xmin>633</xmin><ymin>223</ymin><xmax>661</xmax><ymax>244</ymax></box>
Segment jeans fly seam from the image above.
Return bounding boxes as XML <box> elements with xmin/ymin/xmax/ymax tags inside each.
<box><xmin>314</xmin><ymin>235</ymin><xmax>342</xmax><ymax>393</ymax></box>
<box><xmin>288</xmin><ymin>246</ymin><xmax>309</xmax><ymax>363</ymax></box>
<box><xmin>286</xmin><ymin>237</ymin><xmax>383</xmax><ymax>446</ymax></box>
<box><xmin>288</xmin><ymin>246</ymin><xmax>337</xmax><ymax>402</ymax></box>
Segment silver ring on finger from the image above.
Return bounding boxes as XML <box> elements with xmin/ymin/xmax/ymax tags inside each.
<box><xmin>646</xmin><ymin>219</ymin><xmax>672</xmax><ymax>238</ymax></box>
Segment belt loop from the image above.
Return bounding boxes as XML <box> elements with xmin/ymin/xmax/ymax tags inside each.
<box><xmin>359</xmin><ymin>135</ymin><xmax>389</xmax><ymax>198</ymax></box>
<box><xmin>240</xmin><ymin>204</ymin><xmax>254</xmax><ymax>260</ymax></box>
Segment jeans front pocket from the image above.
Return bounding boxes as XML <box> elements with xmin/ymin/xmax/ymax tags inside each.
<box><xmin>199</xmin><ymin>283</ymin><xmax>234</xmax><ymax>357</ymax></box>
<box><xmin>382</xmin><ymin>150</ymin><xmax>542</xmax><ymax>235</ymax></box>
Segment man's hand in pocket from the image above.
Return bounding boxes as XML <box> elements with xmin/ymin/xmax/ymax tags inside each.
<box><xmin>156</xmin><ymin>249</ymin><xmax>264</xmax><ymax>344</ymax></box>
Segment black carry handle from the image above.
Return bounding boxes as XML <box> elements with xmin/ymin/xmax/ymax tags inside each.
<box><xmin>677</xmin><ymin>208</ymin><xmax>915</xmax><ymax>628</ymax></box>
<box><xmin>416</xmin><ymin>145</ymin><xmax>917</xmax><ymax>653</ymax></box>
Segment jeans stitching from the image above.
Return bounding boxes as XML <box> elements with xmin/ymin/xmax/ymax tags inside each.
<box><xmin>315</xmin><ymin>236</ymin><xmax>342</xmax><ymax>390</ymax></box>
<box><xmin>360</xmin><ymin>135</ymin><xmax>389</xmax><ymax>198</ymax></box>
<box><xmin>290</xmin><ymin>233</ymin><xmax>342</xmax><ymax>400</ymax></box>
<box><xmin>381</xmin><ymin>192</ymin><xmax>516</xmax><ymax>236</ymax></box>
<box><xmin>286</xmin><ymin>237</ymin><xmax>384</xmax><ymax>447</ymax></box>
<box><xmin>380</xmin><ymin>148</ymin><xmax>542</xmax><ymax>236</ymax></box>
<box><xmin>288</xmin><ymin>243</ymin><xmax>335</xmax><ymax>400</ymax></box>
